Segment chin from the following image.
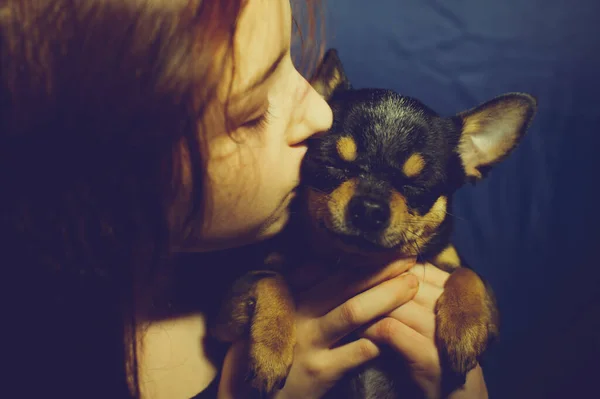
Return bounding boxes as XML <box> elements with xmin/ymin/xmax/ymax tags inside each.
<box><xmin>174</xmin><ymin>216</ymin><xmax>288</xmax><ymax>253</ymax></box>
<box><xmin>173</xmin><ymin>197</ymin><xmax>293</xmax><ymax>253</ymax></box>
<box><xmin>257</xmin><ymin>208</ymin><xmax>291</xmax><ymax>240</ymax></box>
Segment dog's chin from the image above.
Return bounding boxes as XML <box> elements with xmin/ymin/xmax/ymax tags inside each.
<box><xmin>315</xmin><ymin>219</ymin><xmax>395</xmax><ymax>255</ymax></box>
<box><xmin>334</xmin><ymin>232</ymin><xmax>387</xmax><ymax>253</ymax></box>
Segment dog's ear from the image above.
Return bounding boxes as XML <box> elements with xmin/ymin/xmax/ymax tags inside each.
<box><xmin>310</xmin><ymin>49</ymin><xmax>351</xmax><ymax>100</ymax></box>
<box><xmin>455</xmin><ymin>93</ymin><xmax>537</xmax><ymax>180</ymax></box>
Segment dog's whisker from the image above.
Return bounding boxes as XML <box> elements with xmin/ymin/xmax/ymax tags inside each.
<box><xmin>306</xmin><ymin>186</ymin><xmax>330</xmax><ymax>196</ymax></box>
<box><xmin>444</xmin><ymin>211</ymin><xmax>467</xmax><ymax>222</ymax></box>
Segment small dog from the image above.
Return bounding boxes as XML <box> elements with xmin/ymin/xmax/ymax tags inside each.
<box><xmin>211</xmin><ymin>49</ymin><xmax>537</xmax><ymax>398</ymax></box>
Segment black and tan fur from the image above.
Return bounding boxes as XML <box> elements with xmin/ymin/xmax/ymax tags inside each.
<box><xmin>211</xmin><ymin>49</ymin><xmax>537</xmax><ymax>398</ymax></box>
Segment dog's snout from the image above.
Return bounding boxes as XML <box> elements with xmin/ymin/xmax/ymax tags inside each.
<box><xmin>347</xmin><ymin>196</ymin><xmax>390</xmax><ymax>232</ymax></box>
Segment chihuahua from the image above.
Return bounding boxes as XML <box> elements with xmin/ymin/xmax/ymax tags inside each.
<box><xmin>211</xmin><ymin>49</ymin><xmax>537</xmax><ymax>398</ymax></box>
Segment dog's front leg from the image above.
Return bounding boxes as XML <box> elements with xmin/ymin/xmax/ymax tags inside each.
<box><xmin>211</xmin><ymin>269</ymin><xmax>296</xmax><ymax>395</ymax></box>
<box><xmin>429</xmin><ymin>245</ymin><xmax>499</xmax><ymax>390</ymax></box>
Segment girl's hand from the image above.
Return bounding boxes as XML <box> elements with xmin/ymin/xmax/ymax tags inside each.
<box><xmin>360</xmin><ymin>263</ymin><xmax>489</xmax><ymax>399</ymax></box>
<box><xmin>218</xmin><ymin>258</ymin><xmax>419</xmax><ymax>399</ymax></box>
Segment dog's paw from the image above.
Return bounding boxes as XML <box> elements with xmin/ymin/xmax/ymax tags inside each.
<box><xmin>435</xmin><ymin>302</ymin><xmax>489</xmax><ymax>378</ymax></box>
<box><xmin>247</xmin><ymin>337</ymin><xmax>294</xmax><ymax>394</ymax></box>
<box><xmin>245</xmin><ymin>275</ymin><xmax>296</xmax><ymax>394</ymax></box>
<box><xmin>434</xmin><ymin>268</ymin><xmax>497</xmax><ymax>382</ymax></box>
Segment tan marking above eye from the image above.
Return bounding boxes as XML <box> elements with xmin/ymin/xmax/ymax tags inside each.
<box><xmin>336</xmin><ymin>136</ymin><xmax>358</xmax><ymax>162</ymax></box>
<box><xmin>402</xmin><ymin>153</ymin><xmax>426</xmax><ymax>177</ymax></box>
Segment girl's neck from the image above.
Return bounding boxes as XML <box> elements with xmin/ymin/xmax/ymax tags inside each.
<box><xmin>133</xmin><ymin>252</ymin><xmax>240</xmax><ymax>399</ymax></box>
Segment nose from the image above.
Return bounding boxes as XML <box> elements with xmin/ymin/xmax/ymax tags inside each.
<box><xmin>287</xmin><ymin>74</ymin><xmax>333</xmax><ymax>146</ymax></box>
<box><xmin>347</xmin><ymin>196</ymin><xmax>391</xmax><ymax>232</ymax></box>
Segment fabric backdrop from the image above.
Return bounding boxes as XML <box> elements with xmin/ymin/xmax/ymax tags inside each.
<box><xmin>308</xmin><ymin>1</ymin><xmax>600</xmax><ymax>397</ymax></box>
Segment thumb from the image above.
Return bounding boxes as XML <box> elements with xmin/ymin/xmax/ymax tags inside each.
<box><xmin>217</xmin><ymin>340</ymin><xmax>254</xmax><ymax>399</ymax></box>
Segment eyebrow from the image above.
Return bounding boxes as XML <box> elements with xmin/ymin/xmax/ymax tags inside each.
<box><xmin>231</xmin><ymin>47</ymin><xmax>289</xmax><ymax>101</ymax></box>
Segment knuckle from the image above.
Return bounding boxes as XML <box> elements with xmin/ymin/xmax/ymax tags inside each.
<box><xmin>376</xmin><ymin>317</ymin><xmax>399</xmax><ymax>342</ymax></box>
<box><xmin>304</xmin><ymin>356</ymin><xmax>327</xmax><ymax>378</ymax></box>
<box><xmin>339</xmin><ymin>300</ymin><xmax>362</xmax><ymax>327</ymax></box>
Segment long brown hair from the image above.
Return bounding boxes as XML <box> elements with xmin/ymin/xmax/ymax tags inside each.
<box><xmin>0</xmin><ymin>0</ymin><xmax>321</xmax><ymax>398</ymax></box>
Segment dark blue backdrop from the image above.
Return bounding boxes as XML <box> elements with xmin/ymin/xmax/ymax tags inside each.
<box><xmin>311</xmin><ymin>0</ymin><xmax>600</xmax><ymax>397</ymax></box>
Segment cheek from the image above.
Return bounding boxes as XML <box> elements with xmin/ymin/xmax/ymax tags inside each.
<box><xmin>205</xmin><ymin>147</ymin><xmax>261</xmax><ymax>205</ymax></box>
<box><xmin>205</xmin><ymin>141</ymin><xmax>287</xmax><ymax>217</ymax></box>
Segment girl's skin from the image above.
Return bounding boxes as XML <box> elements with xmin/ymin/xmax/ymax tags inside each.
<box><xmin>138</xmin><ymin>0</ymin><xmax>489</xmax><ymax>398</ymax></box>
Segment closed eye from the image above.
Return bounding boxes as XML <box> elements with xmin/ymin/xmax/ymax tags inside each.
<box><xmin>325</xmin><ymin>164</ymin><xmax>356</xmax><ymax>175</ymax></box>
<box><xmin>403</xmin><ymin>185</ymin><xmax>426</xmax><ymax>196</ymax></box>
<box><xmin>322</xmin><ymin>164</ymin><xmax>350</xmax><ymax>178</ymax></box>
<box><xmin>242</xmin><ymin>109</ymin><xmax>272</xmax><ymax>131</ymax></box>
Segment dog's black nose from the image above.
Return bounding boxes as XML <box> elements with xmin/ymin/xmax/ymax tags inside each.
<box><xmin>347</xmin><ymin>196</ymin><xmax>390</xmax><ymax>232</ymax></box>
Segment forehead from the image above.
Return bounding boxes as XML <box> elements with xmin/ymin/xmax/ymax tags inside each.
<box><xmin>230</xmin><ymin>0</ymin><xmax>290</xmax><ymax>95</ymax></box>
<box><xmin>329</xmin><ymin>90</ymin><xmax>445</xmax><ymax>160</ymax></box>
<box><xmin>205</xmin><ymin>0</ymin><xmax>291</xmax><ymax>141</ymax></box>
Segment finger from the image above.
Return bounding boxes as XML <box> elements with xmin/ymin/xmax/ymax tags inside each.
<box><xmin>316</xmin><ymin>273</ymin><xmax>419</xmax><ymax>346</ymax></box>
<box><xmin>326</xmin><ymin>338</ymin><xmax>381</xmax><ymax>379</ymax></box>
<box><xmin>361</xmin><ymin>317</ymin><xmax>440</xmax><ymax>372</ymax></box>
<box><xmin>412</xmin><ymin>279</ymin><xmax>444</xmax><ymax>311</ymax></box>
<box><xmin>218</xmin><ymin>341</ymin><xmax>253</xmax><ymax>399</ymax></box>
<box><xmin>387</xmin><ymin>301</ymin><xmax>436</xmax><ymax>339</ymax></box>
<box><xmin>408</xmin><ymin>263</ymin><xmax>450</xmax><ymax>289</ymax></box>
<box><xmin>297</xmin><ymin>257</ymin><xmax>417</xmax><ymax>316</ymax></box>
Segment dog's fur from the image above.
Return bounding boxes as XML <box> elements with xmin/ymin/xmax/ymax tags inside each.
<box><xmin>210</xmin><ymin>49</ymin><xmax>537</xmax><ymax>398</ymax></box>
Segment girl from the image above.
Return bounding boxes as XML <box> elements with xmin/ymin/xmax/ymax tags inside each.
<box><xmin>0</xmin><ymin>0</ymin><xmax>488</xmax><ymax>398</ymax></box>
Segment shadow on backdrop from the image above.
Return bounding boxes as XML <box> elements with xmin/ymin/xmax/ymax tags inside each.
<box><xmin>305</xmin><ymin>0</ymin><xmax>600</xmax><ymax>397</ymax></box>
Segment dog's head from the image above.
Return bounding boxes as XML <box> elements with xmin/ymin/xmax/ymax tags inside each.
<box><xmin>300</xmin><ymin>49</ymin><xmax>537</xmax><ymax>258</ymax></box>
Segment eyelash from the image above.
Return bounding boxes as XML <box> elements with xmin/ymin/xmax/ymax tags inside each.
<box><xmin>243</xmin><ymin>108</ymin><xmax>272</xmax><ymax>132</ymax></box>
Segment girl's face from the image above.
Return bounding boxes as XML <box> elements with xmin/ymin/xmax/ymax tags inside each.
<box><xmin>177</xmin><ymin>0</ymin><xmax>333</xmax><ymax>252</ymax></box>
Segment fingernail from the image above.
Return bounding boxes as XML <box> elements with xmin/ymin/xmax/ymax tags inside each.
<box><xmin>405</xmin><ymin>274</ymin><xmax>420</xmax><ymax>290</ymax></box>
